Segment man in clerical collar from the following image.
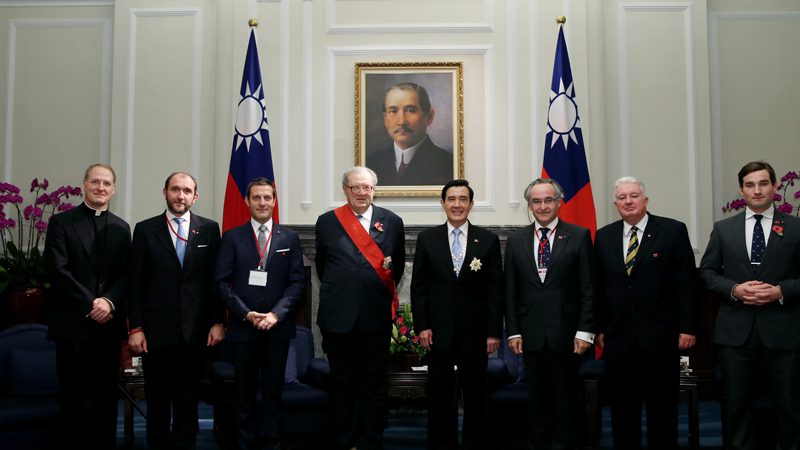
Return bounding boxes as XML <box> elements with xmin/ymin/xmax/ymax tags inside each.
<box><xmin>44</xmin><ymin>163</ymin><xmax>131</xmax><ymax>448</ymax></box>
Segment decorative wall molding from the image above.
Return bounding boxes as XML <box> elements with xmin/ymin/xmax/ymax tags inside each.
<box><xmin>0</xmin><ymin>1</ymin><xmax>112</xmax><ymax>6</ymax></box>
<box><xmin>3</xmin><ymin>18</ymin><xmax>112</xmax><ymax>180</ymax></box>
<box><xmin>708</xmin><ymin>10</ymin><xmax>800</xmax><ymax>222</ymax></box>
<box><xmin>122</xmin><ymin>7</ymin><xmax>203</xmax><ymax>220</ymax></box>
<box><xmin>325</xmin><ymin>0</ymin><xmax>494</xmax><ymax>34</ymax></box>
<box><xmin>617</xmin><ymin>2</ymin><xmax>701</xmax><ymax>251</ymax></box>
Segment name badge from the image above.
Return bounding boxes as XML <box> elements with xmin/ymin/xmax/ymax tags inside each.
<box><xmin>249</xmin><ymin>270</ymin><xmax>267</xmax><ymax>287</ymax></box>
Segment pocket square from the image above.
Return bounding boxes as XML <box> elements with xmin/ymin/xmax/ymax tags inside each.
<box><xmin>197</xmin><ymin>244</ymin><xmax>208</xmax><ymax>248</ymax></box>
<box><xmin>275</xmin><ymin>248</ymin><xmax>291</xmax><ymax>253</ymax></box>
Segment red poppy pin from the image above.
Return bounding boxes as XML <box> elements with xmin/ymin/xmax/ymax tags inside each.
<box><xmin>772</xmin><ymin>220</ymin><xmax>784</xmax><ymax>237</ymax></box>
<box><xmin>374</xmin><ymin>221</ymin><xmax>384</xmax><ymax>232</ymax></box>
<box><xmin>652</xmin><ymin>252</ymin><xmax>660</xmax><ymax>258</ymax></box>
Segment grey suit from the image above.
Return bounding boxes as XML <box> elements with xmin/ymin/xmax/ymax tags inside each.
<box><xmin>699</xmin><ymin>209</ymin><xmax>800</xmax><ymax>449</ymax></box>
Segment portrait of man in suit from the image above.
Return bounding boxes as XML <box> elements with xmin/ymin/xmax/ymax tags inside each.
<box><xmin>43</xmin><ymin>163</ymin><xmax>131</xmax><ymax>448</ymax></box>
<box><xmin>127</xmin><ymin>171</ymin><xmax>225</xmax><ymax>449</ymax></box>
<box><xmin>594</xmin><ymin>176</ymin><xmax>697</xmax><ymax>450</ymax></box>
<box><xmin>504</xmin><ymin>178</ymin><xmax>596</xmax><ymax>450</ymax></box>
<box><xmin>214</xmin><ymin>177</ymin><xmax>306</xmax><ymax>450</ymax></box>
<box><xmin>410</xmin><ymin>179</ymin><xmax>503</xmax><ymax>450</ymax></box>
<box><xmin>315</xmin><ymin>166</ymin><xmax>405</xmax><ymax>450</ymax></box>
<box><xmin>699</xmin><ymin>161</ymin><xmax>800</xmax><ymax>449</ymax></box>
<box><xmin>366</xmin><ymin>82</ymin><xmax>454</xmax><ymax>187</ymax></box>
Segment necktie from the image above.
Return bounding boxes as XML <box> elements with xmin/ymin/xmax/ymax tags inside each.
<box><xmin>625</xmin><ymin>226</ymin><xmax>639</xmax><ymax>275</ymax></box>
<box><xmin>451</xmin><ymin>228</ymin><xmax>463</xmax><ymax>274</ymax></box>
<box><xmin>398</xmin><ymin>154</ymin><xmax>407</xmax><ymax>178</ymax></box>
<box><xmin>174</xmin><ymin>218</ymin><xmax>187</xmax><ymax>266</ymax></box>
<box><xmin>538</xmin><ymin>227</ymin><xmax>551</xmax><ymax>269</ymax></box>
<box><xmin>257</xmin><ymin>224</ymin><xmax>268</xmax><ymax>269</ymax></box>
<box><xmin>751</xmin><ymin>214</ymin><xmax>765</xmax><ymax>268</ymax></box>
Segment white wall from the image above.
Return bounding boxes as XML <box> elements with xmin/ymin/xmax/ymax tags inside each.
<box><xmin>0</xmin><ymin>0</ymin><xmax>797</xmax><ymax>259</ymax></box>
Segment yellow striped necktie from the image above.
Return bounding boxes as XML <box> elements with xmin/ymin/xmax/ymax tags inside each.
<box><xmin>625</xmin><ymin>226</ymin><xmax>639</xmax><ymax>275</ymax></box>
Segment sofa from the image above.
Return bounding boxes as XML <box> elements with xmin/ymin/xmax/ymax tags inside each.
<box><xmin>0</xmin><ymin>323</ymin><xmax>60</xmax><ymax>449</ymax></box>
<box><xmin>208</xmin><ymin>325</ymin><xmax>334</xmax><ymax>449</ymax></box>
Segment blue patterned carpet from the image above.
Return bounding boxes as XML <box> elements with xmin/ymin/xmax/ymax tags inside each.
<box><xmin>117</xmin><ymin>400</ymin><xmax>723</xmax><ymax>449</ymax></box>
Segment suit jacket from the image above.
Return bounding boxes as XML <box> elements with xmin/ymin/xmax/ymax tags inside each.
<box><xmin>595</xmin><ymin>213</ymin><xmax>698</xmax><ymax>353</ymax></box>
<box><xmin>315</xmin><ymin>205</ymin><xmax>405</xmax><ymax>335</ymax></box>
<box><xmin>367</xmin><ymin>137</ymin><xmax>453</xmax><ymax>186</ymax></box>
<box><xmin>699</xmin><ymin>209</ymin><xmax>800</xmax><ymax>350</ymax></box>
<box><xmin>128</xmin><ymin>212</ymin><xmax>223</xmax><ymax>346</ymax></box>
<box><xmin>214</xmin><ymin>222</ymin><xmax>305</xmax><ymax>342</ymax></box>
<box><xmin>504</xmin><ymin>220</ymin><xmax>596</xmax><ymax>353</ymax></box>
<box><xmin>410</xmin><ymin>222</ymin><xmax>503</xmax><ymax>353</ymax></box>
<box><xmin>44</xmin><ymin>203</ymin><xmax>131</xmax><ymax>342</ymax></box>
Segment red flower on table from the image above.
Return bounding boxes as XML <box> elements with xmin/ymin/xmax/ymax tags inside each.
<box><xmin>399</xmin><ymin>326</ymin><xmax>408</xmax><ymax>335</ymax></box>
<box><xmin>396</xmin><ymin>317</ymin><xmax>404</xmax><ymax>326</ymax></box>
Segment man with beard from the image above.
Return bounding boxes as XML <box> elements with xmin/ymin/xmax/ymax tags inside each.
<box><xmin>128</xmin><ymin>171</ymin><xmax>225</xmax><ymax>449</ymax></box>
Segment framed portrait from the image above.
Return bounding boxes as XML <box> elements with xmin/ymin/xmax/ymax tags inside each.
<box><xmin>355</xmin><ymin>62</ymin><xmax>464</xmax><ymax>197</ymax></box>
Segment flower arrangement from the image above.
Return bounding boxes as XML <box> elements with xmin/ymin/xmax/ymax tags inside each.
<box><xmin>389</xmin><ymin>303</ymin><xmax>427</xmax><ymax>356</ymax></box>
<box><xmin>0</xmin><ymin>179</ymin><xmax>81</xmax><ymax>292</ymax></box>
<box><xmin>722</xmin><ymin>170</ymin><xmax>799</xmax><ymax>217</ymax></box>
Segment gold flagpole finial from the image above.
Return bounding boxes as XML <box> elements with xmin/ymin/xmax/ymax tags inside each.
<box><xmin>248</xmin><ymin>18</ymin><xmax>259</xmax><ymax>28</ymax></box>
<box><xmin>556</xmin><ymin>16</ymin><xmax>566</xmax><ymax>24</ymax></box>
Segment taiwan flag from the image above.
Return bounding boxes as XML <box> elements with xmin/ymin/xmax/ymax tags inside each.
<box><xmin>223</xmin><ymin>28</ymin><xmax>278</xmax><ymax>233</ymax></box>
<box><xmin>541</xmin><ymin>25</ymin><xmax>596</xmax><ymax>240</ymax></box>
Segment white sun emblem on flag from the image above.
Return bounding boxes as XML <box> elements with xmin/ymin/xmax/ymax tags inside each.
<box><xmin>233</xmin><ymin>81</ymin><xmax>270</xmax><ymax>152</ymax></box>
<box><xmin>546</xmin><ymin>77</ymin><xmax>580</xmax><ymax>150</ymax></box>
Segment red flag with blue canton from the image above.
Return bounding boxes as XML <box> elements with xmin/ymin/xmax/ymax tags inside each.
<box><xmin>223</xmin><ymin>29</ymin><xmax>279</xmax><ymax>233</ymax></box>
<box><xmin>542</xmin><ymin>25</ymin><xmax>596</xmax><ymax>240</ymax></box>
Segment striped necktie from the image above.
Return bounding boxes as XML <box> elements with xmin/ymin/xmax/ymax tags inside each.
<box><xmin>625</xmin><ymin>226</ymin><xmax>639</xmax><ymax>275</ymax></box>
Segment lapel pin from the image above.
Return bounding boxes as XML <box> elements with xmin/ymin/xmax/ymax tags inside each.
<box><xmin>652</xmin><ymin>252</ymin><xmax>659</xmax><ymax>258</ymax></box>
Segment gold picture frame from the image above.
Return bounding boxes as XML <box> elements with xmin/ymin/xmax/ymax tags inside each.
<box><xmin>355</xmin><ymin>62</ymin><xmax>464</xmax><ymax>197</ymax></box>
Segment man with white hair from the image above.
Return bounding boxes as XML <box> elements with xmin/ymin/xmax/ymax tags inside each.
<box><xmin>594</xmin><ymin>177</ymin><xmax>698</xmax><ymax>450</ymax></box>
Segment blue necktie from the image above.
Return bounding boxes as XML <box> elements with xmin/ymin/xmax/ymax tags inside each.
<box><xmin>751</xmin><ymin>214</ymin><xmax>765</xmax><ymax>269</ymax></box>
<box><xmin>174</xmin><ymin>218</ymin><xmax>187</xmax><ymax>267</ymax></box>
<box><xmin>538</xmin><ymin>227</ymin><xmax>551</xmax><ymax>269</ymax></box>
<box><xmin>452</xmin><ymin>228</ymin><xmax>463</xmax><ymax>274</ymax></box>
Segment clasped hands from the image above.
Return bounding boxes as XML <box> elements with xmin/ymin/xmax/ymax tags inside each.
<box><xmin>246</xmin><ymin>311</ymin><xmax>279</xmax><ymax>331</ymax></box>
<box><xmin>733</xmin><ymin>281</ymin><xmax>783</xmax><ymax>305</ymax></box>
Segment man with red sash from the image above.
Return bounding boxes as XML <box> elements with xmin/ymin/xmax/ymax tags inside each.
<box><xmin>315</xmin><ymin>166</ymin><xmax>406</xmax><ymax>450</ymax></box>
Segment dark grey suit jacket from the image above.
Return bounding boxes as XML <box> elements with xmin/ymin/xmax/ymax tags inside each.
<box><xmin>699</xmin><ymin>209</ymin><xmax>800</xmax><ymax>350</ymax></box>
<box><xmin>505</xmin><ymin>220</ymin><xmax>596</xmax><ymax>352</ymax></box>
<box><xmin>128</xmin><ymin>212</ymin><xmax>223</xmax><ymax>346</ymax></box>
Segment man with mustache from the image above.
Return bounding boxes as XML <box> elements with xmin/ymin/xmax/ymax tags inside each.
<box><xmin>367</xmin><ymin>82</ymin><xmax>453</xmax><ymax>186</ymax></box>
<box><xmin>128</xmin><ymin>171</ymin><xmax>225</xmax><ymax>449</ymax></box>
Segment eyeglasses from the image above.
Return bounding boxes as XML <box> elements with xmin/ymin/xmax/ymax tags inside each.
<box><xmin>345</xmin><ymin>185</ymin><xmax>374</xmax><ymax>194</ymax></box>
<box><xmin>528</xmin><ymin>197</ymin><xmax>559</xmax><ymax>206</ymax></box>
<box><xmin>86</xmin><ymin>179</ymin><xmax>114</xmax><ymax>189</ymax></box>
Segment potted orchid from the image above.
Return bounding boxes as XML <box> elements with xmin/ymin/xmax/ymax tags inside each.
<box><xmin>0</xmin><ymin>178</ymin><xmax>81</xmax><ymax>322</ymax></box>
<box><xmin>722</xmin><ymin>169</ymin><xmax>799</xmax><ymax>216</ymax></box>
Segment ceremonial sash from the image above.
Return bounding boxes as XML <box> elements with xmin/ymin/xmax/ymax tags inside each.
<box><xmin>333</xmin><ymin>205</ymin><xmax>399</xmax><ymax>319</ymax></box>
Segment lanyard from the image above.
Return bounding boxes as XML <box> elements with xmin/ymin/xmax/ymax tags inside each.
<box><xmin>252</xmin><ymin>226</ymin><xmax>273</xmax><ymax>270</ymax></box>
<box><xmin>533</xmin><ymin>226</ymin><xmax>555</xmax><ymax>268</ymax></box>
<box><xmin>166</xmin><ymin>216</ymin><xmax>189</xmax><ymax>243</ymax></box>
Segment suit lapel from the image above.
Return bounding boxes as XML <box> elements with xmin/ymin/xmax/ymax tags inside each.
<box><xmin>433</xmin><ymin>225</ymin><xmax>457</xmax><ymax>278</ymax></box>
<box><xmin>182</xmin><ymin>215</ymin><xmax>202</xmax><ymax>264</ymax></box>
<box><xmin>369</xmin><ymin>208</ymin><xmax>383</xmax><ymax>242</ymax></box>
<box><xmin>520</xmin><ymin>225</ymin><xmax>540</xmax><ymax>282</ymax></box>
<box><xmin>630</xmin><ymin>215</ymin><xmax>658</xmax><ymax>276</ymax></box>
<box><xmin>731</xmin><ymin>212</ymin><xmax>749</xmax><ymax>266</ymax></box>
<box><xmin>264</xmin><ymin>224</ymin><xmax>282</xmax><ymax>271</ymax></box>
<box><xmin>757</xmin><ymin>213</ymin><xmax>785</xmax><ymax>273</ymax></box>
<box><xmin>157</xmin><ymin>214</ymin><xmax>179</xmax><ymax>261</ymax></box>
<box><xmin>546</xmin><ymin>225</ymin><xmax>570</xmax><ymax>280</ymax></box>
<box><xmin>73</xmin><ymin>213</ymin><xmax>96</xmax><ymax>262</ymax></box>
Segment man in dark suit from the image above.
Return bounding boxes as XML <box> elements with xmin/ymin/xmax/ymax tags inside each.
<box><xmin>594</xmin><ymin>176</ymin><xmax>697</xmax><ymax>450</ymax></box>
<box><xmin>315</xmin><ymin>166</ymin><xmax>405</xmax><ymax>450</ymax></box>
<box><xmin>127</xmin><ymin>171</ymin><xmax>225</xmax><ymax>449</ymax></box>
<box><xmin>43</xmin><ymin>163</ymin><xmax>131</xmax><ymax>448</ymax></box>
<box><xmin>410</xmin><ymin>179</ymin><xmax>503</xmax><ymax>450</ymax></box>
<box><xmin>367</xmin><ymin>82</ymin><xmax>453</xmax><ymax>186</ymax></box>
<box><xmin>699</xmin><ymin>161</ymin><xmax>800</xmax><ymax>449</ymax></box>
<box><xmin>505</xmin><ymin>178</ymin><xmax>596</xmax><ymax>450</ymax></box>
<box><xmin>215</xmin><ymin>177</ymin><xmax>305</xmax><ymax>450</ymax></box>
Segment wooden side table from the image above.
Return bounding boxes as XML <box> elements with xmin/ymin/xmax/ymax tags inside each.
<box><xmin>117</xmin><ymin>372</ymin><xmax>146</xmax><ymax>449</ymax></box>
